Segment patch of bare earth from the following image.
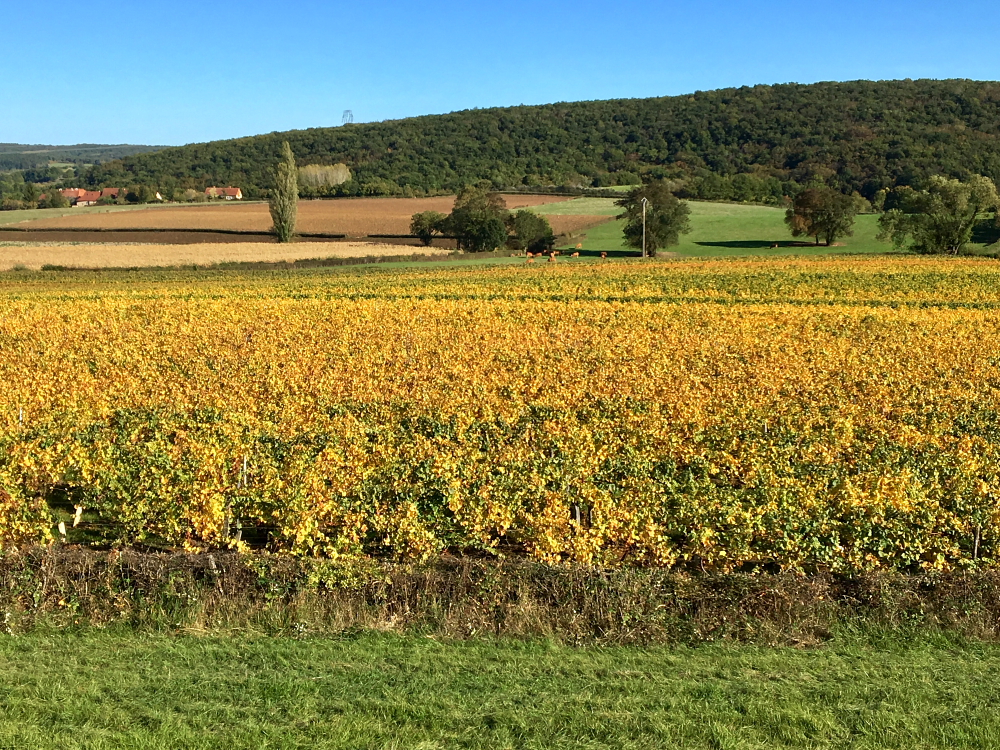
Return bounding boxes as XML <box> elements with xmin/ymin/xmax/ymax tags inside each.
<box><xmin>546</xmin><ymin>215</ymin><xmax>616</xmax><ymax>234</ymax></box>
<box><xmin>0</xmin><ymin>242</ymin><xmax>447</xmax><ymax>271</ymax></box>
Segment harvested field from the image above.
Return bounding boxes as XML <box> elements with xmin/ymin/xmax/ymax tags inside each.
<box><xmin>0</xmin><ymin>241</ymin><xmax>446</xmax><ymax>271</ymax></box>
<box><xmin>545</xmin><ymin>214</ymin><xmax>616</xmax><ymax>235</ymax></box>
<box><xmin>0</xmin><ymin>230</ymin><xmax>460</xmax><ymax>248</ymax></box>
<box><xmin>15</xmin><ymin>195</ymin><xmax>573</xmax><ymax>236</ymax></box>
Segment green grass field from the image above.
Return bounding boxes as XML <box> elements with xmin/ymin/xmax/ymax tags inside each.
<box><xmin>0</xmin><ymin>631</ymin><xmax>996</xmax><ymax>749</ymax></box>
<box><xmin>537</xmin><ymin>198</ymin><xmax>893</xmax><ymax>257</ymax></box>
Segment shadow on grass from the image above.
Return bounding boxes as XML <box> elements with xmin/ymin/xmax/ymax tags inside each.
<box><xmin>573</xmin><ymin>249</ymin><xmax>642</xmax><ymax>259</ymax></box>
<box><xmin>972</xmin><ymin>219</ymin><xmax>1000</xmax><ymax>246</ymax></box>
<box><xmin>695</xmin><ymin>240</ymin><xmax>812</xmax><ymax>249</ymax></box>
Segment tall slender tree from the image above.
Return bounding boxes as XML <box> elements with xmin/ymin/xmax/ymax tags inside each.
<box><xmin>270</xmin><ymin>142</ymin><xmax>298</xmax><ymax>243</ymax></box>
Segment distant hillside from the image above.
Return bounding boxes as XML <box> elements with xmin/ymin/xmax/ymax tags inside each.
<box><xmin>0</xmin><ymin>143</ymin><xmax>164</xmax><ymax>172</ymax></box>
<box><xmin>81</xmin><ymin>79</ymin><xmax>1000</xmax><ymax>199</ymax></box>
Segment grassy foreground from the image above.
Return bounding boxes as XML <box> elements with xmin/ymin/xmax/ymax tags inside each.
<box><xmin>1</xmin><ymin>631</ymin><xmax>997</xmax><ymax>749</ymax></box>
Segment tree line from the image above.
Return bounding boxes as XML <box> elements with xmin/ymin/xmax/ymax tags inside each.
<box><xmin>409</xmin><ymin>183</ymin><xmax>556</xmax><ymax>253</ymax></box>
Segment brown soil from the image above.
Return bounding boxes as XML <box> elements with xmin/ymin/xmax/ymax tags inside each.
<box><xmin>546</xmin><ymin>215</ymin><xmax>616</xmax><ymax>235</ymax></box>
<box><xmin>14</xmin><ymin>195</ymin><xmax>574</xmax><ymax>236</ymax></box>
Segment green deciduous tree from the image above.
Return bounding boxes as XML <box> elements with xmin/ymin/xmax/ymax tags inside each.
<box><xmin>617</xmin><ymin>180</ymin><xmax>691</xmax><ymax>256</ymax></box>
<box><xmin>22</xmin><ymin>183</ymin><xmax>40</xmax><ymax>207</ymax></box>
<box><xmin>877</xmin><ymin>175</ymin><xmax>1000</xmax><ymax>254</ymax></box>
<box><xmin>466</xmin><ymin>216</ymin><xmax>509</xmax><ymax>253</ymax></box>
<box><xmin>447</xmin><ymin>181</ymin><xmax>510</xmax><ymax>252</ymax></box>
<box><xmin>508</xmin><ymin>210</ymin><xmax>555</xmax><ymax>253</ymax></box>
<box><xmin>785</xmin><ymin>188</ymin><xmax>857</xmax><ymax>246</ymax></box>
<box><xmin>270</xmin><ymin>142</ymin><xmax>298</xmax><ymax>243</ymax></box>
<box><xmin>410</xmin><ymin>211</ymin><xmax>448</xmax><ymax>246</ymax></box>
<box><xmin>41</xmin><ymin>189</ymin><xmax>70</xmax><ymax>209</ymax></box>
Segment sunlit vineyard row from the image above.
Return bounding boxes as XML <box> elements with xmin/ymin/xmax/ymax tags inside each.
<box><xmin>1</xmin><ymin>256</ymin><xmax>998</xmax><ymax>572</ymax></box>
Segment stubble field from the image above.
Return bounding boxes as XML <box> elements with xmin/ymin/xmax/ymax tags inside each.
<box><xmin>0</xmin><ymin>241</ymin><xmax>446</xmax><ymax>271</ymax></box>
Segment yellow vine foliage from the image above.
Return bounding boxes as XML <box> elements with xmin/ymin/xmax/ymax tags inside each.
<box><xmin>1</xmin><ymin>255</ymin><xmax>999</xmax><ymax>572</ymax></box>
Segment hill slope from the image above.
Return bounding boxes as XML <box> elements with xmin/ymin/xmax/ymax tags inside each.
<box><xmin>82</xmin><ymin>79</ymin><xmax>1000</xmax><ymax>199</ymax></box>
<box><xmin>0</xmin><ymin>143</ymin><xmax>164</xmax><ymax>175</ymax></box>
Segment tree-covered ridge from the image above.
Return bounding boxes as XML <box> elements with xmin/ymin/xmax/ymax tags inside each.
<box><xmin>81</xmin><ymin>79</ymin><xmax>1000</xmax><ymax>200</ymax></box>
<box><xmin>0</xmin><ymin>144</ymin><xmax>163</xmax><ymax>172</ymax></box>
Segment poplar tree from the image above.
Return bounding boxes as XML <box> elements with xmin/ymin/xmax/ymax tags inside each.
<box><xmin>269</xmin><ymin>141</ymin><xmax>298</xmax><ymax>243</ymax></box>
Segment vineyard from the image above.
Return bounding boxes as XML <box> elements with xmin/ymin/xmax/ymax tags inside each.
<box><xmin>2</xmin><ymin>256</ymin><xmax>1000</xmax><ymax>573</ymax></box>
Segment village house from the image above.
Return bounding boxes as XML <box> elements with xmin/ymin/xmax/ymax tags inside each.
<box><xmin>59</xmin><ymin>188</ymin><xmax>104</xmax><ymax>207</ymax></box>
<box><xmin>205</xmin><ymin>186</ymin><xmax>243</xmax><ymax>200</ymax></box>
<box><xmin>59</xmin><ymin>187</ymin><xmax>163</xmax><ymax>206</ymax></box>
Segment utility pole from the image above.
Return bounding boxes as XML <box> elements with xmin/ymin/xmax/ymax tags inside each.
<box><xmin>641</xmin><ymin>197</ymin><xmax>650</xmax><ymax>258</ymax></box>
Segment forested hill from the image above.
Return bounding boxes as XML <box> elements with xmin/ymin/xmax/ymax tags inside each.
<box><xmin>0</xmin><ymin>144</ymin><xmax>163</xmax><ymax>172</ymax></box>
<box><xmin>82</xmin><ymin>79</ymin><xmax>1000</xmax><ymax>200</ymax></box>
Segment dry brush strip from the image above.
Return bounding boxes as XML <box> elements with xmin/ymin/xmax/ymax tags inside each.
<box><xmin>2</xmin><ymin>550</ymin><xmax>1000</xmax><ymax>643</ymax></box>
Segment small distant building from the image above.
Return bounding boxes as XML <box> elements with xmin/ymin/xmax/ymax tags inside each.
<box><xmin>205</xmin><ymin>186</ymin><xmax>243</xmax><ymax>200</ymax></box>
<box><xmin>60</xmin><ymin>187</ymin><xmax>123</xmax><ymax>207</ymax></box>
<box><xmin>75</xmin><ymin>190</ymin><xmax>102</xmax><ymax>207</ymax></box>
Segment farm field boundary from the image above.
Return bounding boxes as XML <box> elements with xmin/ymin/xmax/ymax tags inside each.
<box><xmin>3</xmin><ymin>550</ymin><xmax>1000</xmax><ymax>644</ymax></box>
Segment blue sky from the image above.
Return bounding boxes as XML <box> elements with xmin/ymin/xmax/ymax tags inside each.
<box><xmin>6</xmin><ymin>0</ymin><xmax>1000</xmax><ymax>146</ymax></box>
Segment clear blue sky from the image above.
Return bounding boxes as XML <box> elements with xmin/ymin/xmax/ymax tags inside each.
<box><xmin>6</xmin><ymin>0</ymin><xmax>1000</xmax><ymax>147</ymax></box>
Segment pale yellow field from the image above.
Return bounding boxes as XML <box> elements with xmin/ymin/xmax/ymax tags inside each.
<box><xmin>0</xmin><ymin>241</ymin><xmax>447</xmax><ymax>270</ymax></box>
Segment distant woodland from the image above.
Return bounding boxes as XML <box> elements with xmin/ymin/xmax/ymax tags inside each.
<box><xmin>74</xmin><ymin>79</ymin><xmax>1000</xmax><ymax>201</ymax></box>
<box><xmin>0</xmin><ymin>144</ymin><xmax>162</xmax><ymax>174</ymax></box>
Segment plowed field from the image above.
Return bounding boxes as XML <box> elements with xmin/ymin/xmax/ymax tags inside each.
<box><xmin>16</xmin><ymin>195</ymin><xmax>582</xmax><ymax>236</ymax></box>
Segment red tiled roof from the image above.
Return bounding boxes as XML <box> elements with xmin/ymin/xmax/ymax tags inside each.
<box><xmin>205</xmin><ymin>186</ymin><xmax>242</xmax><ymax>197</ymax></box>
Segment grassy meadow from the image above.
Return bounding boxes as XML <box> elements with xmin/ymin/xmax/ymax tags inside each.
<box><xmin>1</xmin><ymin>631</ymin><xmax>998</xmax><ymax>749</ymax></box>
<box><xmin>529</xmin><ymin>197</ymin><xmax>893</xmax><ymax>257</ymax></box>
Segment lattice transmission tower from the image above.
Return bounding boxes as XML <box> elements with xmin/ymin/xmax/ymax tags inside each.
<box><xmin>342</xmin><ymin>110</ymin><xmax>354</xmax><ymax>125</ymax></box>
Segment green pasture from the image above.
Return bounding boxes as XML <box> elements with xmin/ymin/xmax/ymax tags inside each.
<box><xmin>538</xmin><ymin>199</ymin><xmax>894</xmax><ymax>258</ymax></box>
<box><xmin>0</xmin><ymin>631</ymin><xmax>996</xmax><ymax>749</ymax></box>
